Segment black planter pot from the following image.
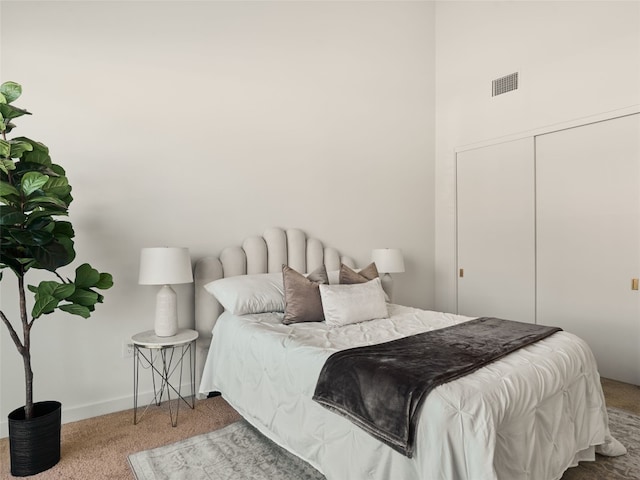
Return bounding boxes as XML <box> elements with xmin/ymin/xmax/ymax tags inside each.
<box><xmin>8</xmin><ymin>400</ymin><xmax>61</xmax><ymax>477</ymax></box>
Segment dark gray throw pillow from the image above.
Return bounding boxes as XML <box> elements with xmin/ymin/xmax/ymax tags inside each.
<box><xmin>282</xmin><ymin>264</ymin><xmax>328</xmax><ymax>324</ymax></box>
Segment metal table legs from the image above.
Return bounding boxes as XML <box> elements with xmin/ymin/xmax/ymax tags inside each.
<box><xmin>133</xmin><ymin>340</ymin><xmax>196</xmax><ymax>426</ymax></box>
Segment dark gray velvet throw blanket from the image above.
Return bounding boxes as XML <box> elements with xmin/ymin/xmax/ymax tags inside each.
<box><xmin>312</xmin><ymin>317</ymin><xmax>561</xmax><ymax>457</ymax></box>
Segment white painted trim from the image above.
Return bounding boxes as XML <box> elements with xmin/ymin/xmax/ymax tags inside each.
<box><xmin>455</xmin><ymin>104</ymin><xmax>640</xmax><ymax>153</ymax></box>
<box><xmin>0</xmin><ymin>385</ymin><xmax>195</xmax><ymax>438</ymax></box>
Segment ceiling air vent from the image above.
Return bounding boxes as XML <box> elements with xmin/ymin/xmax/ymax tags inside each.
<box><xmin>492</xmin><ymin>72</ymin><xmax>519</xmax><ymax>97</ymax></box>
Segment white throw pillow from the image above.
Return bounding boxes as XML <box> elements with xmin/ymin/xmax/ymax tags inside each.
<box><xmin>204</xmin><ymin>273</ymin><xmax>285</xmax><ymax>315</ymax></box>
<box><xmin>319</xmin><ymin>277</ymin><xmax>389</xmax><ymax>327</ymax></box>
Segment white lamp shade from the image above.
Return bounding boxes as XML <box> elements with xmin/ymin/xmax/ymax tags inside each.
<box><xmin>138</xmin><ymin>247</ymin><xmax>194</xmax><ymax>285</ymax></box>
<box><xmin>372</xmin><ymin>248</ymin><xmax>405</xmax><ymax>274</ymax></box>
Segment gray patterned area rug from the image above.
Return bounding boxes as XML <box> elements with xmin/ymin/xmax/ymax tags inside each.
<box><xmin>128</xmin><ymin>420</ymin><xmax>324</xmax><ymax>480</ymax></box>
<box><xmin>129</xmin><ymin>408</ymin><xmax>638</xmax><ymax>480</ymax></box>
<box><xmin>561</xmin><ymin>407</ymin><xmax>639</xmax><ymax>480</ymax></box>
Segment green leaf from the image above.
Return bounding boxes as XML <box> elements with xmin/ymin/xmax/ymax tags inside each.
<box><xmin>59</xmin><ymin>303</ymin><xmax>91</xmax><ymax>318</ymax></box>
<box><xmin>21</xmin><ymin>172</ymin><xmax>49</xmax><ymax>196</ymax></box>
<box><xmin>24</xmin><ymin>195</ymin><xmax>68</xmax><ymax>210</ymax></box>
<box><xmin>55</xmin><ymin>235</ymin><xmax>75</xmax><ymax>262</ymax></box>
<box><xmin>95</xmin><ymin>272</ymin><xmax>114</xmax><ymax>290</ymax></box>
<box><xmin>43</xmin><ymin>176</ymin><xmax>71</xmax><ymax>198</ymax></box>
<box><xmin>74</xmin><ymin>263</ymin><xmax>100</xmax><ymax>288</ymax></box>
<box><xmin>21</xmin><ymin>259</ymin><xmax>37</xmax><ymax>271</ymax></box>
<box><xmin>10</xmin><ymin>140</ymin><xmax>33</xmax><ymax>159</ymax></box>
<box><xmin>0</xmin><ymin>205</ymin><xmax>26</xmax><ymax>225</ymax></box>
<box><xmin>0</xmin><ymin>255</ymin><xmax>24</xmax><ymax>275</ymax></box>
<box><xmin>24</xmin><ymin>212</ymin><xmax>53</xmax><ymax>228</ymax></box>
<box><xmin>0</xmin><ymin>104</ymin><xmax>30</xmax><ymax>121</ymax></box>
<box><xmin>36</xmin><ymin>281</ymin><xmax>75</xmax><ymax>300</ymax></box>
<box><xmin>32</xmin><ymin>240</ymin><xmax>74</xmax><ymax>271</ymax></box>
<box><xmin>3</xmin><ymin>122</ymin><xmax>16</xmax><ymax>135</ymax></box>
<box><xmin>67</xmin><ymin>288</ymin><xmax>99</xmax><ymax>307</ymax></box>
<box><xmin>0</xmin><ymin>159</ymin><xmax>16</xmax><ymax>175</ymax></box>
<box><xmin>0</xmin><ymin>92</ymin><xmax>6</xmax><ymax>105</ymax></box>
<box><xmin>50</xmin><ymin>163</ymin><xmax>65</xmax><ymax>176</ymax></box>
<box><xmin>25</xmin><ymin>209</ymin><xmax>64</xmax><ymax>226</ymax></box>
<box><xmin>9</xmin><ymin>229</ymin><xmax>54</xmax><ymax>246</ymax></box>
<box><xmin>0</xmin><ymin>81</ymin><xmax>22</xmax><ymax>103</ymax></box>
<box><xmin>32</xmin><ymin>294</ymin><xmax>59</xmax><ymax>318</ymax></box>
<box><xmin>56</xmin><ymin>283</ymin><xmax>76</xmax><ymax>299</ymax></box>
<box><xmin>39</xmin><ymin>219</ymin><xmax>56</xmax><ymax>233</ymax></box>
<box><xmin>0</xmin><ymin>181</ymin><xmax>19</xmax><ymax>198</ymax></box>
<box><xmin>60</xmin><ymin>192</ymin><xmax>73</xmax><ymax>207</ymax></box>
<box><xmin>52</xmin><ymin>220</ymin><xmax>74</xmax><ymax>238</ymax></box>
<box><xmin>0</xmin><ymin>139</ymin><xmax>10</xmax><ymax>158</ymax></box>
<box><xmin>15</xmin><ymin>138</ymin><xmax>51</xmax><ymax>167</ymax></box>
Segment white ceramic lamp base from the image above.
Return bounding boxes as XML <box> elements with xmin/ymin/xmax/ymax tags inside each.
<box><xmin>380</xmin><ymin>272</ymin><xmax>394</xmax><ymax>303</ymax></box>
<box><xmin>154</xmin><ymin>285</ymin><xmax>178</xmax><ymax>337</ymax></box>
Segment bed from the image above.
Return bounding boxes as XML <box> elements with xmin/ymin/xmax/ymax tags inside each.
<box><xmin>195</xmin><ymin>227</ymin><xmax>625</xmax><ymax>480</ymax></box>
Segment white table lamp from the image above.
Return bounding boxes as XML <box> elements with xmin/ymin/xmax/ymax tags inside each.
<box><xmin>139</xmin><ymin>247</ymin><xmax>193</xmax><ymax>337</ymax></box>
<box><xmin>372</xmin><ymin>248</ymin><xmax>405</xmax><ymax>302</ymax></box>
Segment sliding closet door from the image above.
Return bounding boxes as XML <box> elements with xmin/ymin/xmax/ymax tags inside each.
<box><xmin>536</xmin><ymin>114</ymin><xmax>640</xmax><ymax>385</ymax></box>
<box><xmin>456</xmin><ymin>138</ymin><xmax>535</xmax><ymax>323</ymax></box>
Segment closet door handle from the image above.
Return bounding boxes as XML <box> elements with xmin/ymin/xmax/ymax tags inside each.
<box><xmin>632</xmin><ymin>278</ymin><xmax>639</xmax><ymax>291</ymax></box>
<box><xmin>459</xmin><ymin>268</ymin><xmax>464</xmax><ymax>278</ymax></box>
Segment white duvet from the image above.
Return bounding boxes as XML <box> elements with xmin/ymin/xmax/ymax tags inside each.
<box><xmin>199</xmin><ymin>304</ymin><xmax>622</xmax><ymax>480</ymax></box>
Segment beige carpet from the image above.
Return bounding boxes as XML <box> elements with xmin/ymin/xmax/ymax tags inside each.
<box><xmin>0</xmin><ymin>396</ymin><xmax>240</xmax><ymax>480</ymax></box>
<box><xmin>1</xmin><ymin>378</ymin><xmax>638</xmax><ymax>479</ymax></box>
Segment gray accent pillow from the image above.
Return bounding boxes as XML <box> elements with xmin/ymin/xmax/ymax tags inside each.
<box><xmin>339</xmin><ymin>262</ymin><xmax>379</xmax><ymax>284</ymax></box>
<box><xmin>282</xmin><ymin>264</ymin><xmax>329</xmax><ymax>325</ymax></box>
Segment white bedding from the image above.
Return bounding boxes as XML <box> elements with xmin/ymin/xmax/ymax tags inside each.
<box><xmin>199</xmin><ymin>304</ymin><xmax>619</xmax><ymax>480</ymax></box>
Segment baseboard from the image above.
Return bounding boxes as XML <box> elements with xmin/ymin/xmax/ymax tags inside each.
<box><xmin>0</xmin><ymin>385</ymin><xmax>194</xmax><ymax>438</ymax></box>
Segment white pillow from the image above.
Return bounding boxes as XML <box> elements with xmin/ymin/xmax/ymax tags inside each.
<box><xmin>204</xmin><ymin>273</ymin><xmax>285</xmax><ymax>315</ymax></box>
<box><xmin>319</xmin><ymin>277</ymin><xmax>389</xmax><ymax>327</ymax></box>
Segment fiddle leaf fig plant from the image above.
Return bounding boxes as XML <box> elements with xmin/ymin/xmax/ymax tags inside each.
<box><xmin>0</xmin><ymin>81</ymin><xmax>113</xmax><ymax>419</ymax></box>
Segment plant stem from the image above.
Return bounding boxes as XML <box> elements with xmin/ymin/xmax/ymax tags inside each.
<box><xmin>18</xmin><ymin>275</ymin><xmax>34</xmax><ymax>419</ymax></box>
<box><xmin>0</xmin><ymin>310</ymin><xmax>24</xmax><ymax>353</ymax></box>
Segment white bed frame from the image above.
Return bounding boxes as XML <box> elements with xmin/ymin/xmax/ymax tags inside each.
<box><xmin>193</xmin><ymin>227</ymin><xmax>355</xmax><ymax>391</ymax></box>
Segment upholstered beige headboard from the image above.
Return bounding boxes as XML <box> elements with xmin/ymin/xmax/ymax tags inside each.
<box><xmin>194</xmin><ymin>227</ymin><xmax>355</xmax><ymax>389</ymax></box>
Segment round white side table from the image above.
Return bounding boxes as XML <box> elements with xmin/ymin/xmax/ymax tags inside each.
<box><xmin>131</xmin><ymin>328</ymin><xmax>199</xmax><ymax>427</ymax></box>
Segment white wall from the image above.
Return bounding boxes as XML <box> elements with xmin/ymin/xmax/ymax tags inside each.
<box><xmin>0</xmin><ymin>0</ymin><xmax>436</xmax><ymax>435</ymax></box>
<box><xmin>434</xmin><ymin>0</ymin><xmax>640</xmax><ymax>313</ymax></box>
